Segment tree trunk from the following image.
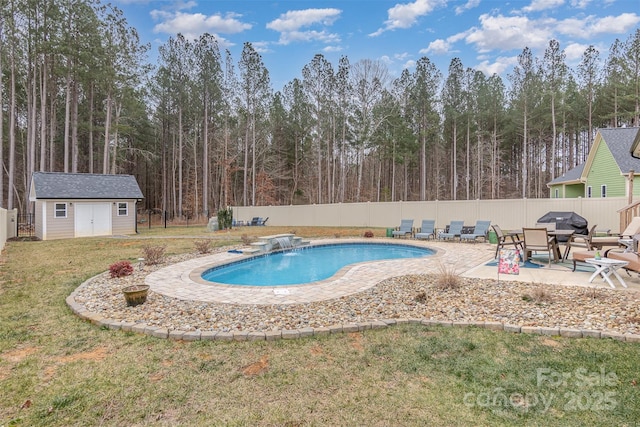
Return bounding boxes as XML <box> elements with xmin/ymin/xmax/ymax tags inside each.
<box><xmin>103</xmin><ymin>91</ymin><xmax>112</xmax><ymax>174</ymax></box>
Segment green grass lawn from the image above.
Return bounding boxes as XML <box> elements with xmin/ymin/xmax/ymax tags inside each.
<box><xmin>1</xmin><ymin>226</ymin><xmax>639</xmax><ymax>426</ymax></box>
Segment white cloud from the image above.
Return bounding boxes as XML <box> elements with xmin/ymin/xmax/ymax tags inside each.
<box><xmin>152</xmin><ymin>11</ymin><xmax>251</xmax><ymax>39</ymax></box>
<box><xmin>251</xmin><ymin>41</ymin><xmax>272</xmax><ymax>54</ymax></box>
<box><xmin>588</xmin><ymin>13</ymin><xmax>640</xmax><ymax>35</ymax></box>
<box><xmin>474</xmin><ymin>56</ymin><xmax>518</xmax><ymax>76</ymax></box>
<box><xmin>422</xmin><ymin>39</ymin><xmax>451</xmax><ymax>55</ymax></box>
<box><xmin>564</xmin><ymin>42</ymin><xmax>592</xmax><ymax>61</ymax></box>
<box><xmin>403</xmin><ymin>59</ymin><xmax>417</xmax><ymax>70</ymax></box>
<box><xmin>379</xmin><ymin>55</ymin><xmax>393</xmax><ymax>65</ymax></box>
<box><xmin>522</xmin><ymin>0</ymin><xmax>565</xmax><ymax>13</ymax></box>
<box><xmin>570</xmin><ymin>0</ymin><xmax>592</xmax><ymax>8</ymax></box>
<box><xmin>465</xmin><ymin>14</ymin><xmax>553</xmax><ymax>53</ymax></box>
<box><xmin>369</xmin><ymin>0</ymin><xmax>444</xmax><ymax>36</ymax></box>
<box><xmin>323</xmin><ymin>45</ymin><xmax>343</xmax><ymax>53</ymax></box>
<box><xmin>556</xmin><ymin>13</ymin><xmax>640</xmax><ymax>39</ymax></box>
<box><xmin>455</xmin><ymin>0</ymin><xmax>481</xmax><ymax>15</ymax></box>
<box><xmin>266</xmin><ymin>8</ymin><xmax>341</xmax><ymax>32</ymax></box>
<box><xmin>266</xmin><ymin>8</ymin><xmax>342</xmax><ymax>46</ymax></box>
<box><xmin>277</xmin><ymin>30</ymin><xmax>341</xmax><ymax>45</ymax></box>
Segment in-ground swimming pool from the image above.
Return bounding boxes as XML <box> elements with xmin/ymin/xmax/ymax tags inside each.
<box><xmin>201</xmin><ymin>242</ymin><xmax>434</xmax><ymax>286</ymax></box>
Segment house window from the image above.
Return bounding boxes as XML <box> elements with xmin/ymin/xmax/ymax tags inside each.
<box><xmin>54</xmin><ymin>203</ymin><xmax>67</xmax><ymax>218</ymax></box>
<box><xmin>601</xmin><ymin>185</ymin><xmax>607</xmax><ymax>198</ymax></box>
<box><xmin>117</xmin><ymin>202</ymin><xmax>128</xmax><ymax>216</ymax></box>
<box><xmin>586</xmin><ymin>186</ymin><xmax>592</xmax><ymax>198</ymax></box>
<box><xmin>554</xmin><ymin>188</ymin><xmax>559</xmax><ymax>198</ymax></box>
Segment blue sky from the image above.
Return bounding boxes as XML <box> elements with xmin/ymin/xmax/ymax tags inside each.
<box><xmin>116</xmin><ymin>0</ymin><xmax>640</xmax><ymax>90</ymax></box>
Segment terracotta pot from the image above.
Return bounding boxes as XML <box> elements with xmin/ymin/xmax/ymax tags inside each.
<box><xmin>122</xmin><ymin>284</ymin><xmax>149</xmax><ymax>306</ymax></box>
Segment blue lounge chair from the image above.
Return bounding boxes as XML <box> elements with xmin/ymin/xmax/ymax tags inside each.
<box><xmin>415</xmin><ymin>219</ymin><xmax>436</xmax><ymax>240</ymax></box>
<box><xmin>439</xmin><ymin>221</ymin><xmax>464</xmax><ymax>240</ymax></box>
<box><xmin>392</xmin><ymin>219</ymin><xmax>414</xmax><ymax>238</ymax></box>
<box><xmin>460</xmin><ymin>220</ymin><xmax>491</xmax><ymax>242</ymax></box>
<box><xmin>250</xmin><ymin>217</ymin><xmax>268</xmax><ymax>226</ymax></box>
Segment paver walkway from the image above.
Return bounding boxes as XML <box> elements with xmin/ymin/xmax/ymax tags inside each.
<box><xmin>146</xmin><ymin>238</ymin><xmax>639</xmax><ymax>305</ymax></box>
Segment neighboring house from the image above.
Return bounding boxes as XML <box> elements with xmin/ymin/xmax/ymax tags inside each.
<box><xmin>29</xmin><ymin>172</ymin><xmax>143</xmax><ymax>240</ymax></box>
<box><xmin>548</xmin><ymin>127</ymin><xmax>640</xmax><ymax>199</ymax></box>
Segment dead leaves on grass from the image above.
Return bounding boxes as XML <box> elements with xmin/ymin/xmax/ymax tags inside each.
<box><xmin>242</xmin><ymin>354</ymin><xmax>269</xmax><ymax>377</ymax></box>
<box><xmin>55</xmin><ymin>346</ymin><xmax>109</xmax><ymax>363</ymax></box>
<box><xmin>349</xmin><ymin>332</ymin><xmax>364</xmax><ymax>351</ymax></box>
<box><xmin>1</xmin><ymin>346</ymin><xmax>40</xmax><ymax>362</ymax></box>
<box><xmin>42</xmin><ymin>346</ymin><xmax>110</xmax><ymax>382</ymax></box>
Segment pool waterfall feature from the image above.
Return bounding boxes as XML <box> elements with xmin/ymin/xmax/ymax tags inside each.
<box><xmin>243</xmin><ymin>233</ymin><xmax>308</xmax><ymax>254</ymax></box>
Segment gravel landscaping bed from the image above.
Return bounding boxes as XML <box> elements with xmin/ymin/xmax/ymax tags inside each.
<box><xmin>70</xmin><ymin>249</ymin><xmax>640</xmax><ymax>337</ymax></box>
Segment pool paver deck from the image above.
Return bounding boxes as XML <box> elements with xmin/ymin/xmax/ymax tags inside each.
<box><xmin>146</xmin><ymin>238</ymin><xmax>640</xmax><ymax>305</ymax></box>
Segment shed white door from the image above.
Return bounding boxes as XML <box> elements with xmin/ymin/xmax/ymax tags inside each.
<box><xmin>75</xmin><ymin>203</ymin><xmax>111</xmax><ymax>237</ymax></box>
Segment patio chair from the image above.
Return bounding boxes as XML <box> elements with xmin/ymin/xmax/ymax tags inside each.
<box><xmin>535</xmin><ymin>222</ymin><xmax>556</xmax><ymax>232</ymax></box>
<box><xmin>607</xmin><ymin>250</ymin><xmax>640</xmax><ymax>276</ymax></box>
<box><xmin>392</xmin><ymin>219</ymin><xmax>414</xmax><ymax>238</ymax></box>
<box><xmin>492</xmin><ymin>224</ymin><xmax>523</xmax><ymax>258</ymax></box>
<box><xmin>522</xmin><ymin>227</ymin><xmax>558</xmax><ymax>266</ymax></box>
<box><xmin>439</xmin><ymin>220</ymin><xmax>464</xmax><ymax>240</ymax></box>
<box><xmin>562</xmin><ymin>224</ymin><xmax>597</xmax><ymax>261</ymax></box>
<box><xmin>591</xmin><ymin>216</ymin><xmax>640</xmax><ymax>249</ymax></box>
<box><xmin>414</xmin><ymin>219</ymin><xmax>436</xmax><ymax>240</ymax></box>
<box><xmin>460</xmin><ymin>220</ymin><xmax>491</xmax><ymax>242</ymax></box>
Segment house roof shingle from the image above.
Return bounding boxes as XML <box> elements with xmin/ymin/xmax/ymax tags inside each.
<box><xmin>601</xmin><ymin>127</ymin><xmax>640</xmax><ymax>174</ymax></box>
<box><xmin>549</xmin><ymin>127</ymin><xmax>640</xmax><ymax>185</ymax></box>
<box><xmin>31</xmin><ymin>172</ymin><xmax>143</xmax><ymax>200</ymax></box>
<box><xmin>548</xmin><ymin>163</ymin><xmax>585</xmax><ymax>185</ymax></box>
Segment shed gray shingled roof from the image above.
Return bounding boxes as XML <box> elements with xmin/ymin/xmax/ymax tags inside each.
<box><xmin>548</xmin><ymin>127</ymin><xmax>640</xmax><ymax>185</ymax></box>
<box><xmin>31</xmin><ymin>172</ymin><xmax>143</xmax><ymax>199</ymax></box>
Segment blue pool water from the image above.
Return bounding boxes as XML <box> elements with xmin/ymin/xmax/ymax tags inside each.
<box><xmin>201</xmin><ymin>243</ymin><xmax>434</xmax><ymax>286</ymax></box>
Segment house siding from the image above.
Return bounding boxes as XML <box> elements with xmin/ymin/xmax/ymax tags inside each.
<box><xmin>565</xmin><ymin>185</ymin><xmax>584</xmax><ymax>198</ymax></box>
<box><xmin>586</xmin><ymin>140</ymin><xmax>625</xmax><ymax>197</ymax></box>
<box><xmin>549</xmin><ymin>184</ymin><xmax>584</xmax><ymax>198</ymax></box>
<box><xmin>37</xmin><ymin>199</ymin><xmax>137</xmax><ymax>240</ymax></box>
<box><xmin>44</xmin><ymin>200</ymin><xmax>76</xmax><ymax>240</ymax></box>
<box><xmin>633</xmin><ymin>176</ymin><xmax>640</xmax><ymax>197</ymax></box>
<box><xmin>549</xmin><ymin>184</ymin><xmax>562</xmax><ymax>198</ymax></box>
<box><xmin>112</xmin><ymin>200</ymin><xmax>137</xmax><ymax>235</ymax></box>
<box><xmin>30</xmin><ymin>173</ymin><xmax>143</xmax><ymax>240</ymax></box>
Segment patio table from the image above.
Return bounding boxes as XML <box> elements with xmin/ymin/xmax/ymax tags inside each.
<box><xmin>511</xmin><ymin>229</ymin><xmax>574</xmax><ymax>262</ymax></box>
<box><xmin>585</xmin><ymin>257</ymin><xmax>629</xmax><ymax>288</ymax></box>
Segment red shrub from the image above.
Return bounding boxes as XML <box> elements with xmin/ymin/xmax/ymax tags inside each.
<box><xmin>109</xmin><ymin>260</ymin><xmax>134</xmax><ymax>278</ymax></box>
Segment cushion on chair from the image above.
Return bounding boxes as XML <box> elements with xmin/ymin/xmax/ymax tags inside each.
<box><xmin>571</xmin><ymin>250</ymin><xmax>598</xmax><ymax>272</ymax></box>
<box><xmin>572</xmin><ymin>251</ymin><xmax>598</xmax><ymax>263</ymax></box>
<box><xmin>607</xmin><ymin>251</ymin><xmax>640</xmax><ymax>273</ymax></box>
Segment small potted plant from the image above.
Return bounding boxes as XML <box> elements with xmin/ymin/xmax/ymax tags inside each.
<box><xmin>110</xmin><ymin>260</ymin><xmax>149</xmax><ymax>306</ymax></box>
<box><xmin>122</xmin><ymin>284</ymin><xmax>149</xmax><ymax>306</ymax></box>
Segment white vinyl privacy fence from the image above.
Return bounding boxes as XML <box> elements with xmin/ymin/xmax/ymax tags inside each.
<box><xmin>0</xmin><ymin>208</ymin><xmax>17</xmax><ymax>251</ymax></box>
<box><xmin>234</xmin><ymin>197</ymin><xmax>628</xmax><ymax>234</ymax></box>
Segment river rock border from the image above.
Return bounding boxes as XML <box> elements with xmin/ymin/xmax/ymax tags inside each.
<box><xmin>66</xmin><ymin>291</ymin><xmax>640</xmax><ymax>343</ymax></box>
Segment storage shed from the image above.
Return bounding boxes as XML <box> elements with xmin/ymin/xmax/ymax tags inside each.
<box><xmin>29</xmin><ymin>172</ymin><xmax>143</xmax><ymax>240</ymax></box>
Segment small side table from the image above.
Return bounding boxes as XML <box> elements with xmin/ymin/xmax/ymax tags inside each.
<box><xmin>585</xmin><ymin>258</ymin><xmax>629</xmax><ymax>288</ymax></box>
